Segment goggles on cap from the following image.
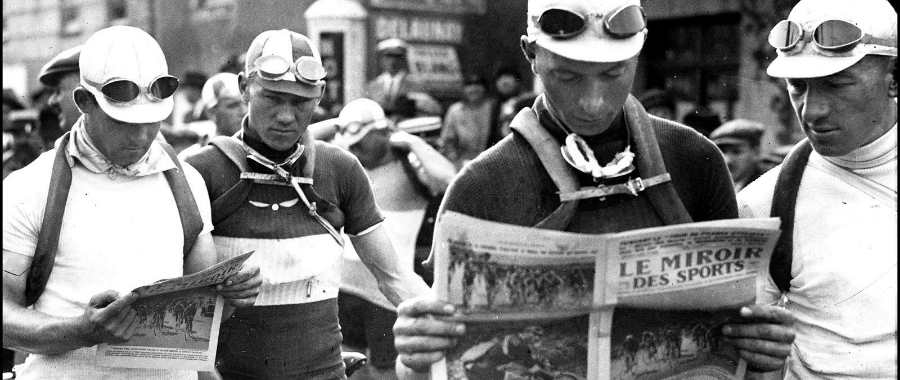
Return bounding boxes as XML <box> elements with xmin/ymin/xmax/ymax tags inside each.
<box><xmin>340</xmin><ymin>119</ymin><xmax>386</xmax><ymax>136</ymax></box>
<box><xmin>252</xmin><ymin>55</ymin><xmax>327</xmax><ymax>84</ymax></box>
<box><xmin>768</xmin><ymin>19</ymin><xmax>895</xmax><ymax>52</ymax></box>
<box><xmin>535</xmin><ymin>4</ymin><xmax>646</xmax><ymax>40</ymax></box>
<box><xmin>100</xmin><ymin>75</ymin><xmax>179</xmax><ymax>104</ymax></box>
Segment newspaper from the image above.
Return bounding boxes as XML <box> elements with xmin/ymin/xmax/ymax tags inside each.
<box><xmin>96</xmin><ymin>251</ymin><xmax>254</xmax><ymax>371</ymax></box>
<box><xmin>430</xmin><ymin>212</ymin><xmax>780</xmax><ymax>380</ymax></box>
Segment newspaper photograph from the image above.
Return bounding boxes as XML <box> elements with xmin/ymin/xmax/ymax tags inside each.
<box><xmin>604</xmin><ymin>219</ymin><xmax>780</xmax><ymax>380</ymax></box>
<box><xmin>96</xmin><ymin>251</ymin><xmax>255</xmax><ymax>371</ymax></box>
<box><xmin>431</xmin><ymin>212</ymin><xmax>781</xmax><ymax>380</ymax></box>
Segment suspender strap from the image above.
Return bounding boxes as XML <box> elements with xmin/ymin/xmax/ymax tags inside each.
<box><xmin>769</xmin><ymin>139</ymin><xmax>813</xmax><ymax>293</ymax></box>
<box><xmin>508</xmin><ymin>94</ymin><xmax>693</xmax><ymax>231</ymax></box>
<box><xmin>25</xmin><ymin>134</ymin><xmax>203</xmax><ymax>306</ymax></box>
<box><xmin>26</xmin><ymin>134</ymin><xmax>74</xmax><ymax>307</ymax></box>
<box><xmin>159</xmin><ymin>142</ymin><xmax>204</xmax><ymax>257</ymax></box>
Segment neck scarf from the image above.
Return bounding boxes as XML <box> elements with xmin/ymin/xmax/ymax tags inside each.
<box><xmin>66</xmin><ymin>116</ymin><xmax>174</xmax><ymax>177</ymax></box>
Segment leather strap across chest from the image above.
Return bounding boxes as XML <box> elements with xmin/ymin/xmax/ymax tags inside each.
<box><xmin>509</xmin><ymin>94</ymin><xmax>693</xmax><ymax>230</ymax></box>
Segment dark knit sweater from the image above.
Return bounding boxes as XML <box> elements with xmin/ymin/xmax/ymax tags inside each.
<box><xmin>439</xmin><ymin>113</ymin><xmax>737</xmax><ymax>234</ymax></box>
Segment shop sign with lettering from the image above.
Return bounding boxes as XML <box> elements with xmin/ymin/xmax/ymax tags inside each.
<box><xmin>406</xmin><ymin>44</ymin><xmax>463</xmax><ymax>94</ymax></box>
<box><xmin>370</xmin><ymin>0</ymin><xmax>486</xmax><ymax>15</ymax></box>
<box><xmin>374</xmin><ymin>14</ymin><xmax>464</xmax><ymax>44</ymax></box>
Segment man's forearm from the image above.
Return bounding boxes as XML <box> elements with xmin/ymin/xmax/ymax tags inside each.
<box><xmin>3</xmin><ymin>300</ymin><xmax>90</xmax><ymax>355</ymax></box>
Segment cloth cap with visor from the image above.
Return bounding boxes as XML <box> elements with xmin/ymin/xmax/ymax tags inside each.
<box><xmin>766</xmin><ymin>0</ymin><xmax>897</xmax><ymax>79</ymax></box>
<box><xmin>79</xmin><ymin>26</ymin><xmax>177</xmax><ymax>124</ymax></box>
<box><xmin>333</xmin><ymin>98</ymin><xmax>391</xmax><ymax>149</ymax></box>
<box><xmin>201</xmin><ymin>72</ymin><xmax>241</xmax><ymax>111</ymax></box>
<box><xmin>243</xmin><ymin>29</ymin><xmax>327</xmax><ymax>98</ymax></box>
<box><xmin>526</xmin><ymin>0</ymin><xmax>647</xmax><ymax>63</ymax></box>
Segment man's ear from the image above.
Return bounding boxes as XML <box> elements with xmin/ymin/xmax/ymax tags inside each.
<box><xmin>72</xmin><ymin>87</ymin><xmax>95</xmax><ymax>114</ymax></box>
<box><xmin>238</xmin><ymin>72</ymin><xmax>250</xmax><ymax>103</ymax></box>
<box><xmin>520</xmin><ymin>36</ymin><xmax>538</xmax><ymax>74</ymax></box>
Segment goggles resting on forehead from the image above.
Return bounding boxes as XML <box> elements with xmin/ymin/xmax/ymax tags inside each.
<box><xmin>535</xmin><ymin>4</ymin><xmax>647</xmax><ymax>40</ymax></box>
<box><xmin>252</xmin><ymin>54</ymin><xmax>327</xmax><ymax>84</ymax></box>
<box><xmin>100</xmin><ymin>75</ymin><xmax>179</xmax><ymax>104</ymax></box>
<box><xmin>768</xmin><ymin>19</ymin><xmax>896</xmax><ymax>52</ymax></box>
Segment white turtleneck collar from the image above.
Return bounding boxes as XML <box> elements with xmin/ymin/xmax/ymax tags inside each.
<box><xmin>823</xmin><ymin>122</ymin><xmax>897</xmax><ymax>170</ymax></box>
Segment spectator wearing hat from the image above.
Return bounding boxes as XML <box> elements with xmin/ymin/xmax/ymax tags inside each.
<box><xmin>179</xmin><ymin>73</ymin><xmax>247</xmax><ymax>158</ymax></box>
<box><xmin>392</xmin><ymin>0</ymin><xmax>795</xmax><ymax>378</ymax></box>
<box><xmin>437</xmin><ymin>73</ymin><xmax>497</xmax><ymax>169</ymax></box>
<box><xmin>182</xmin><ymin>29</ymin><xmax>430</xmax><ymax>379</ymax></box>
<box><xmin>638</xmin><ymin>88</ymin><xmax>677</xmax><ymax>121</ymax></box>
<box><xmin>171</xmin><ymin>71</ymin><xmax>209</xmax><ymax>128</ymax></box>
<box><xmin>710</xmin><ymin>119</ymin><xmax>766</xmax><ymax>192</ymax></box>
<box><xmin>38</xmin><ymin>46</ymin><xmax>82</xmax><ymax>135</ymax></box>
<box><xmin>331</xmin><ymin>98</ymin><xmax>456</xmax><ymax>380</ymax></box>
<box><xmin>738</xmin><ymin>0</ymin><xmax>897</xmax><ymax>378</ymax></box>
<box><xmin>2</xmin><ymin>25</ymin><xmax>261</xmax><ymax>380</ymax></box>
<box><xmin>366</xmin><ymin>38</ymin><xmax>423</xmax><ymax>115</ymax></box>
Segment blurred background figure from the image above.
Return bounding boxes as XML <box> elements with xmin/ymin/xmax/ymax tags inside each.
<box><xmin>392</xmin><ymin>92</ymin><xmax>443</xmax><ymax>147</ymax></box>
<box><xmin>491</xmin><ymin>65</ymin><xmax>536</xmax><ymax>146</ymax></box>
<box><xmin>366</xmin><ymin>38</ymin><xmax>423</xmax><ymax>116</ymax></box>
<box><xmin>170</xmin><ymin>70</ymin><xmax>208</xmax><ymax>128</ymax></box>
<box><xmin>757</xmin><ymin>144</ymin><xmax>793</xmax><ymax>173</ymax></box>
<box><xmin>437</xmin><ymin>73</ymin><xmax>496</xmax><ymax>169</ymax></box>
<box><xmin>638</xmin><ymin>88</ymin><xmax>677</xmax><ymax>121</ymax></box>
<box><xmin>3</xmin><ymin>90</ymin><xmax>42</xmax><ymax>179</ymax></box>
<box><xmin>710</xmin><ymin>119</ymin><xmax>765</xmax><ymax>192</ymax></box>
<box><xmin>37</xmin><ymin>45</ymin><xmax>82</xmax><ymax>140</ymax></box>
<box><xmin>682</xmin><ymin>105</ymin><xmax>722</xmax><ymax>137</ymax></box>
<box><xmin>180</xmin><ymin>72</ymin><xmax>246</xmax><ymax>158</ymax></box>
<box><xmin>332</xmin><ymin>98</ymin><xmax>456</xmax><ymax>380</ymax></box>
<box><xmin>29</xmin><ymin>86</ymin><xmax>61</xmax><ymax>150</ymax></box>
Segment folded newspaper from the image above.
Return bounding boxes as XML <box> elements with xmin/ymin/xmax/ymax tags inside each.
<box><xmin>431</xmin><ymin>212</ymin><xmax>780</xmax><ymax>380</ymax></box>
<box><xmin>96</xmin><ymin>251</ymin><xmax>254</xmax><ymax>371</ymax></box>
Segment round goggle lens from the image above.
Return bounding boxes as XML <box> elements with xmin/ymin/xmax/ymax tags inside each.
<box><xmin>539</xmin><ymin>9</ymin><xmax>586</xmax><ymax>38</ymax></box>
<box><xmin>768</xmin><ymin>20</ymin><xmax>803</xmax><ymax>50</ymax></box>
<box><xmin>255</xmin><ymin>55</ymin><xmax>291</xmax><ymax>79</ymax></box>
<box><xmin>296</xmin><ymin>57</ymin><xmax>327</xmax><ymax>82</ymax></box>
<box><xmin>814</xmin><ymin>19</ymin><xmax>863</xmax><ymax>50</ymax></box>
<box><xmin>150</xmin><ymin>76</ymin><xmax>180</xmax><ymax>100</ymax></box>
<box><xmin>605</xmin><ymin>5</ymin><xmax>646</xmax><ymax>37</ymax></box>
<box><xmin>101</xmin><ymin>80</ymin><xmax>141</xmax><ymax>103</ymax></box>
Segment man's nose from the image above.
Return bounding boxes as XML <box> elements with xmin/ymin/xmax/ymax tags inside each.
<box><xmin>800</xmin><ymin>88</ymin><xmax>830</xmax><ymax>124</ymax></box>
<box><xmin>579</xmin><ymin>80</ymin><xmax>606</xmax><ymax>116</ymax></box>
<box><xmin>274</xmin><ymin>103</ymin><xmax>297</xmax><ymax>124</ymax></box>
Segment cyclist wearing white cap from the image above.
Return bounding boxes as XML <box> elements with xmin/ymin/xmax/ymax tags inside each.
<box><xmin>391</xmin><ymin>0</ymin><xmax>796</xmax><ymax>378</ymax></box>
<box><xmin>183</xmin><ymin>30</ymin><xmax>430</xmax><ymax>379</ymax></box>
<box><xmin>739</xmin><ymin>0</ymin><xmax>897</xmax><ymax>378</ymax></box>
<box><xmin>2</xmin><ymin>25</ymin><xmax>261</xmax><ymax>380</ymax></box>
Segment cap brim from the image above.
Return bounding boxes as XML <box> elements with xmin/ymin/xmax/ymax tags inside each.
<box><xmin>534</xmin><ymin>33</ymin><xmax>644</xmax><ymax>62</ymax></box>
<box><xmin>84</xmin><ymin>84</ymin><xmax>173</xmax><ymax>124</ymax></box>
<box><xmin>257</xmin><ymin>78</ymin><xmax>323</xmax><ymax>98</ymax></box>
<box><xmin>767</xmin><ymin>54</ymin><xmax>865</xmax><ymax>79</ymax></box>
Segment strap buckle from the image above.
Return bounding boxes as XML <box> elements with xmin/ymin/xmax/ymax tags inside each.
<box><xmin>625</xmin><ymin>177</ymin><xmax>645</xmax><ymax>196</ymax></box>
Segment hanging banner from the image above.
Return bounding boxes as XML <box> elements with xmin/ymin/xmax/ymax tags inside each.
<box><xmin>406</xmin><ymin>44</ymin><xmax>463</xmax><ymax>95</ymax></box>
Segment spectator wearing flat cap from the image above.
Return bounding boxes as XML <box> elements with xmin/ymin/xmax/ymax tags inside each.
<box><xmin>366</xmin><ymin>38</ymin><xmax>424</xmax><ymax>115</ymax></box>
<box><xmin>38</xmin><ymin>46</ymin><xmax>82</xmax><ymax>135</ymax></box>
<box><xmin>710</xmin><ymin>119</ymin><xmax>766</xmax><ymax>192</ymax></box>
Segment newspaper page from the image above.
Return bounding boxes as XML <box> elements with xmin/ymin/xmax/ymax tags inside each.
<box><xmin>431</xmin><ymin>211</ymin><xmax>613</xmax><ymax>380</ymax></box>
<box><xmin>430</xmin><ymin>212</ymin><xmax>780</xmax><ymax>380</ymax></box>
<box><xmin>604</xmin><ymin>218</ymin><xmax>780</xmax><ymax>380</ymax></box>
<box><xmin>96</xmin><ymin>251</ymin><xmax>254</xmax><ymax>371</ymax></box>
